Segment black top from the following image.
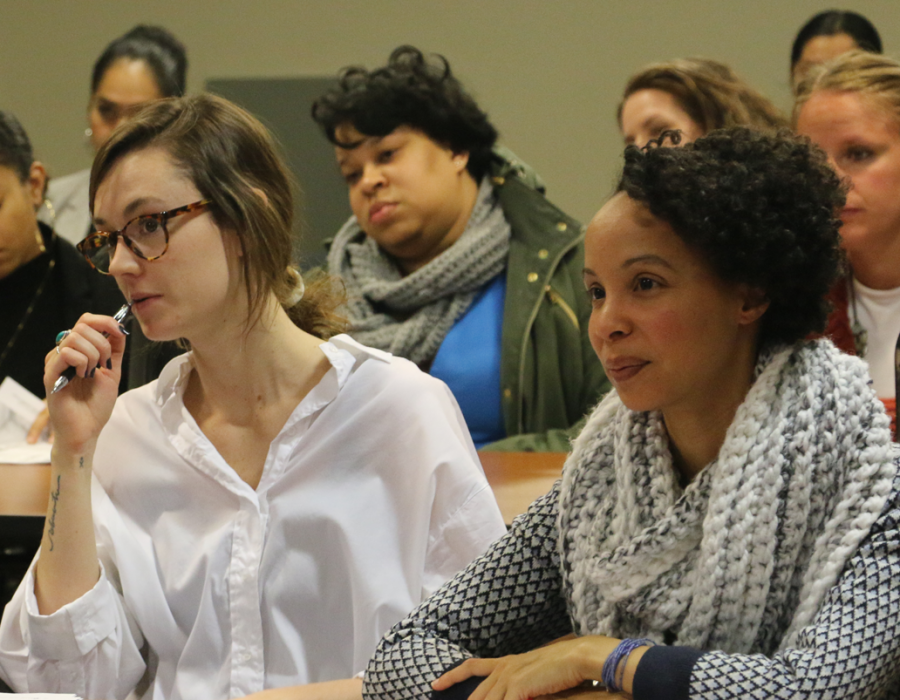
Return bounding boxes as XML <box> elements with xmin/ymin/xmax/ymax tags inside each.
<box><xmin>0</xmin><ymin>223</ymin><xmax>124</xmax><ymax>397</ymax></box>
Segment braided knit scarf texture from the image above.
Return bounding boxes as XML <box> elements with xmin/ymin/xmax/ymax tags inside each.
<box><xmin>558</xmin><ymin>340</ymin><xmax>897</xmax><ymax>655</ymax></box>
<box><xmin>326</xmin><ymin>179</ymin><xmax>510</xmax><ymax>366</ymax></box>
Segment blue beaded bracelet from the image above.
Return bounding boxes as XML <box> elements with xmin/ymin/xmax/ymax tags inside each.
<box><xmin>600</xmin><ymin>638</ymin><xmax>656</xmax><ymax>693</ymax></box>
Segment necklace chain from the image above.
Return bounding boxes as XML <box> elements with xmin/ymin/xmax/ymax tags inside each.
<box><xmin>0</xmin><ymin>256</ymin><xmax>57</xmax><ymax>375</ymax></box>
<box><xmin>848</xmin><ymin>277</ymin><xmax>869</xmax><ymax>358</ymax></box>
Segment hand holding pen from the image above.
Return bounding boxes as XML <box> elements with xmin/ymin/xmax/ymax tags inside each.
<box><xmin>44</xmin><ymin>303</ymin><xmax>132</xmax><ymax>454</ymax></box>
<box><xmin>50</xmin><ymin>302</ymin><xmax>132</xmax><ymax>393</ymax></box>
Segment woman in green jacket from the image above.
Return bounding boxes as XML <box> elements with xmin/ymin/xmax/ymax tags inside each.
<box><xmin>313</xmin><ymin>45</ymin><xmax>608</xmax><ymax>451</ymax></box>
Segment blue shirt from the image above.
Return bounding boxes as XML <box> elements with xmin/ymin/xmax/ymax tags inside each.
<box><xmin>430</xmin><ymin>273</ymin><xmax>506</xmax><ymax>448</ymax></box>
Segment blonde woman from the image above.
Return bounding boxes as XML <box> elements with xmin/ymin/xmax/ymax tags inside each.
<box><xmin>795</xmin><ymin>50</ymin><xmax>900</xmax><ymax>437</ymax></box>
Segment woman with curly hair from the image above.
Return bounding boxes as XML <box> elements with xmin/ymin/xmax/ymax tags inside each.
<box><xmin>618</xmin><ymin>58</ymin><xmax>786</xmax><ymax>148</ymax></box>
<box><xmin>362</xmin><ymin>128</ymin><xmax>900</xmax><ymax>700</ymax></box>
<box><xmin>795</xmin><ymin>50</ymin><xmax>900</xmax><ymax>438</ymax></box>
<box><xmin>312</xmin><ymin>46</ymin><xmax>608</xmax><ymax>451</ymax></box>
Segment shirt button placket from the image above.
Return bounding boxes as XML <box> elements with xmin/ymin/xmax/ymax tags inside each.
<box><xmin>229</xmin><ymin>502</ymin><xmax>266</xmax><ymax>696</ymax></box>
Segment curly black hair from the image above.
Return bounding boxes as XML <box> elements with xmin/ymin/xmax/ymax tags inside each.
<box><xmin>618</xmin><ymin>126</ymin><xmax>846</xmax><ymax>346</ymax></box>
<box><xmin>311</xmin><ymin>45</ymin><xmax>498</xmax><ymax>180</ymax></box>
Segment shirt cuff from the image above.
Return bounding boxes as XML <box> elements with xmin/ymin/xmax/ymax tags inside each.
<box><xmin>431</xmin><ymin>675</ymin><xmax>485</xmax><ymax>700</ymax></box>
<box><xmin>632</xmin><ymin>645</ymin><xmax>704</xmax><ymax>700</ymax></box>
<box><xmin>24</xmin><ymin>560</ymin><xmax>119</xmax><ymax>661</ymax></box>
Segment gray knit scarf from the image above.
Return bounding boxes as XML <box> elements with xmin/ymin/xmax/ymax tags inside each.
<box><xmin>558</xmin><ymin>340</ymin><xmax>897</xmax><ymax>655</ymax></box>
<box><xmin>326</xmin><ymin>179</ymin><xmax>510</xmax><ymax>365</ymax></box>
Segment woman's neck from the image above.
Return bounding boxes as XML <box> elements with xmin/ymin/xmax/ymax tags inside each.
<box><xmin>0</xmin><ymin>224</ymin><xmax>44</xmax><ymax>281</ymax></box>
<box><xmin>665</xmin><ymin>397</ymin><xmax>743</xmax><ymax>483</ymax></box>
<box><xmin>398</xmin><ymin>173</ymin><xmax>480</xmax><ymax>275</ymax></box>
<box><xmin>850</xmin><ymin>243</ymin><xmax>900</xmax><ymax>290</ymax></box>
<box><xmin>184</xmin><ymin>297</ymin><xmax>329</xmax><ymax>423</ymax></box>
<box><xmin>663</xmin><ymin>340</ymin><xmax>758</xmax><ymax>484</ymax></box>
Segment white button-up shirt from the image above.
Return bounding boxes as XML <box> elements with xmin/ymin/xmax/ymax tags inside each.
<box><xmin>0</xmin><ymin>336</ymin><xmax>506</xmax><ymax>700</ymax></box>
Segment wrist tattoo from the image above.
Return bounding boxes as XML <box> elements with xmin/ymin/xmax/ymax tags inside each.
<box><xmin>48</xmin><ymin>474</ymin><xmax>61</xmax><ymax>551</ymax></box>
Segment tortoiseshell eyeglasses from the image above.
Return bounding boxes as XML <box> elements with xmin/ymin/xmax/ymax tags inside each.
<box><xmin>77</xmin><ymin>200</ymin><xmax>211</xmax><ymax>274</ymax></box>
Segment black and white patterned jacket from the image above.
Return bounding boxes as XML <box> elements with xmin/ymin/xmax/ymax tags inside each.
<box><xmin>364</xmin><ymin>474</ymin><xmax>900</xmax><ymax>700</ymax></box>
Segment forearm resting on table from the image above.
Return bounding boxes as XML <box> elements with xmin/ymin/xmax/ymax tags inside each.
<box><xmin>241</xmin><ymin>678</ymin><xmax>363</xmax><ymax>700</ymax></box>
<box><xmin>34</xmin><ymin>448</ymin><xmax>101</xmax><ymax>615</ymax></box>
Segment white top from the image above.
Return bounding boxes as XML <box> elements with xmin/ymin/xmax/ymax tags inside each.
<box><xmin>0</xmin><ymin>335</ymin><xmax>506</xmax><ymax>700</ymax></box>
<box><xmin>38</xmin><ymin>169</ymin><xmax>91</xmax><ymax>245</ymax></box>
<box><xmin>851</xmin><ymin>278</ymin><xmax>900</xmax><ymax>399</ymax></box>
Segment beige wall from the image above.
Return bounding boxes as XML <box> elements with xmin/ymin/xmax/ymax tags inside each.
<box><xmin>2</xmin><ymin>0</ymin><xmax>898</xmax><ymax>224</ymax></box>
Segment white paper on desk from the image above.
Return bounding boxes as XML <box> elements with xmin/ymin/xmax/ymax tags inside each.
<box><xmin>0</xmin><ymin>695</ymin><xmax>82</xmax><ymax>699</ymax></box>
<box><xmin>0</xmin><ymin>377</ymin><xmax>50</xmax><ymax>462</ymax></box>
<box><xmin>0</xmin><ymin>442</ymin><xmax>52</xmax><ymax>463</ymax></box>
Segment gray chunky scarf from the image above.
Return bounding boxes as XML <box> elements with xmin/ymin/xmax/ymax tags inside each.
<box><xmin>326</xmin><ymin>179</ymin><xmax>510</xmax><ymax>365</ymax></box>
<box><xmin>558</xmin><ymin>340</ymin><xmax>897</xmax><ymax>655</ymax></box>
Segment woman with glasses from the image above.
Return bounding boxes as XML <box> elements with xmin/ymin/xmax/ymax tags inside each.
<box><xmin>0</xmin><ymin>94</ymin><xmax>505</xmax><ymax>700</ymax></box>
<box><xmin>38</xmin><ymin>25</ymin><xmax>189</xmax><ymax>392</ymax></box>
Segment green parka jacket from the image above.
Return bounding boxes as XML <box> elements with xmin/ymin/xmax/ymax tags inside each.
<box><xmin>485</xmin><ymin>152</ymin><xmax>610</xmax><ymax>451</ymax></box>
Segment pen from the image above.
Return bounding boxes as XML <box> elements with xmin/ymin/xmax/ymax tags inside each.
<box><xmin>51</xmin><ymin>302</ymin><xmax>133</xmax><ymax>394</ymax></box>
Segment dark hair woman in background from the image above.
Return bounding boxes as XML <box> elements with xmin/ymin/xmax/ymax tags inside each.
<box><xmin>0</xmin><ymin>110</ymin><xmax>120</xmax><ymax>401</ymax></box>
<box><xmin>313</xmin><ymin>46</ymin><xmax>608</xmax><ymax>451</ymax></box>
<box><xmin>39</xmin><ymin>25</ymin><xmax>189</xmax><ymax>390</ymax></box>
<box><xmin>42</xmin><ymin>24</ymin><xmax>187</xmax><ymax>245</ymax></box>
<box><xmin>618</xmin><ymin>57</ymin><xmax>785</xmax><ymax>148</ymax></box>
<box><xmin>790</xmin><ymin>9</ymin><xmax>881</xmax><ymax>92</ymax></box>
<box><xmin>363</xmin><ymin>129</ymin><xmax>900</xmax><ymax>700</ymax></box>
<box><xmin>0</xmin><ymin>94</ymin><xmax>504</xmax><ymax>700</ymax></box>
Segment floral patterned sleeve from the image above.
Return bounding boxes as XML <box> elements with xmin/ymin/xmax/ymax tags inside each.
<box><xmin>363</xmin><ymin>484</ymin><xmax>572</xmax><ymax>700</ymax></box>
